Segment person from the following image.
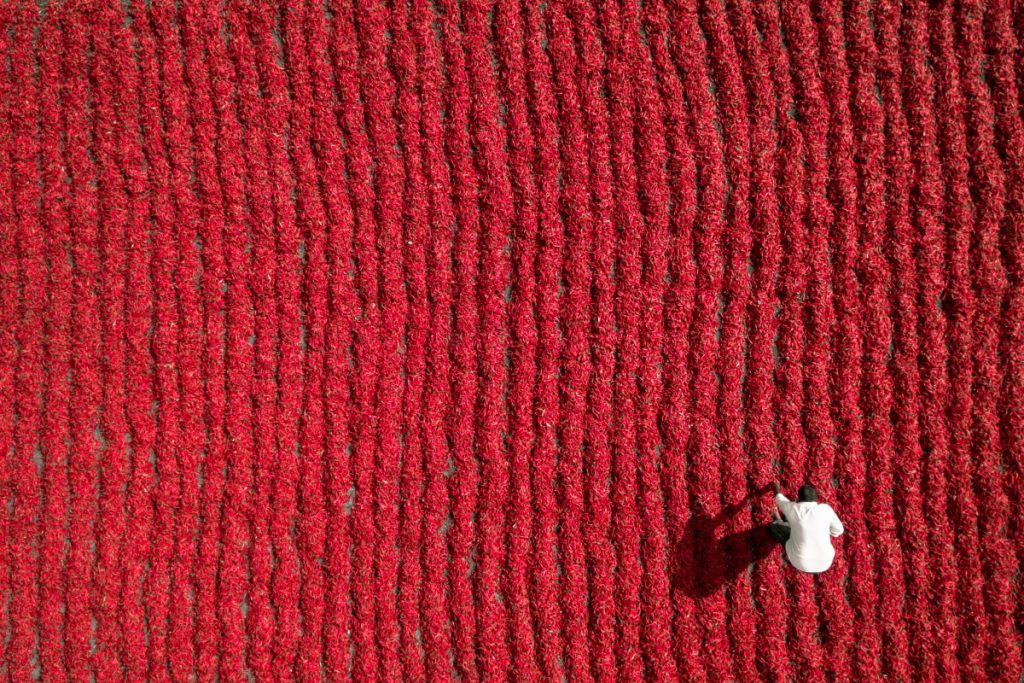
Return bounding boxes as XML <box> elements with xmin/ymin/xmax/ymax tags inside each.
<box><xmin>768</xmin><ymin>482</ymin><xmax>844</xmax><ymax>573</ymax></box>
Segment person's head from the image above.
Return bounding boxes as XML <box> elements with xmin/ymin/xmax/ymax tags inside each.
<box><xmin>797</xmin><ymin>484</ymin><xmax>818</xmax><ymax>503</ymax></box>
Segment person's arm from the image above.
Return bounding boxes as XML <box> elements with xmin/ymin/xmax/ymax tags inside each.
<box><xmin>770</xmin><ymin>481</ymin><xmax>797</xmax><ymax>520</ymax></box>
<box><xmin>774</xmin><ymin>492</ymin><xmax>795</xmax><ymax>520</ymax></box>
<box><xmin>826</xmin><ymin>506</ymin><xmax>844</xmax><ymax>537</ymax></box>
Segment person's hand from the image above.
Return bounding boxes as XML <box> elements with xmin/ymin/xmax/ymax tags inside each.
<box><xmin>771</xmin><ymin>481</ymin><xmax>781</xmax><ymax>495</ymax></box>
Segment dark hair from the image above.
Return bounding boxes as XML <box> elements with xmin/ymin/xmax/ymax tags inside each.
<box><xmin>797</xmin><ymin>484</ymin><xmax>818</xmax><ymax>503</ymax></box>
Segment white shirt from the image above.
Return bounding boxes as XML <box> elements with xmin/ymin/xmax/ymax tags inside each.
<box><xmin>775</xmin><ymin>493</ymin><xmax>844</xmax><ymax>573</ymax></box>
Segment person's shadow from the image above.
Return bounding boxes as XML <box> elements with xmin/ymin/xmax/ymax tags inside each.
<box><xmin>672</xmin><ymin>485</ymin><xmax>778</xmax><ymax>598</ymax></box>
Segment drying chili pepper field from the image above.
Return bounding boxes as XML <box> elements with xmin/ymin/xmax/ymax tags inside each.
<box><xmin>2</xmin><ymin>0</ymin><xmax>1024</xmax><ymax>680</ymax></box>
